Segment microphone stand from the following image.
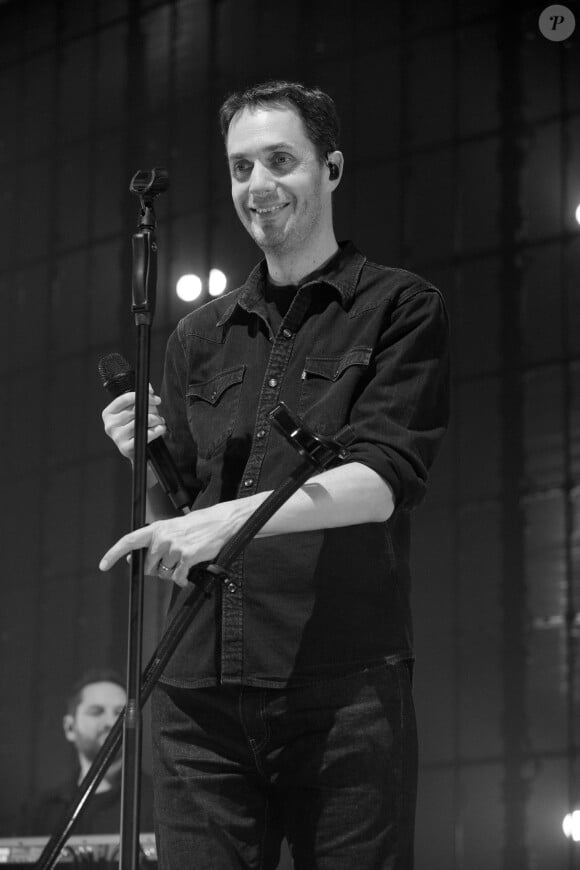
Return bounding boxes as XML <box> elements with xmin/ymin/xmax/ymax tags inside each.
<box><xmin>121</xmin><ymin>167</ymin><xmax>170</xmax><ymax>870</ymax></box>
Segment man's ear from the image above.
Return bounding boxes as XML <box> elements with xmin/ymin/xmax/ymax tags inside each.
<box><xmin>63</xmin><ymin>714</ymin><xmax>76</xmax><ymax>743</ymax></box>
<box><xmin>326</xmin><ymin>150</ymin><xmax>344</xmax><ymax>186</ymax></box>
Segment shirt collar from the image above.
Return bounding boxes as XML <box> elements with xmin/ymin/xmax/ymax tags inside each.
<box><xmin>216</xmin><ymin>241</ymin><xmax>366</xmax><ymax>327</ymax></box>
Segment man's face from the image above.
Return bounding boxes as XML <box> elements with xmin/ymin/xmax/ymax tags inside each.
<box><xmin>226</xmin><ymin>104</ymin><xmax>331</xmax><ymax>255</ymax></box>
<box><xmin>63</xmin><ymin>681</ymin><xmax>126</xmax><ymax>763</ymax></box>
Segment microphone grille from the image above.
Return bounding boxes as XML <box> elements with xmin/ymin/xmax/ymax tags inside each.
<box><xmin>98</xmin><ymin>353</ymin><xmax>134</xmax><ymax>396</ymax></box>
<box><xmin>98</xmin><ymin>352</ymin><xmax>130</xmax><ymax>381</ymax></box>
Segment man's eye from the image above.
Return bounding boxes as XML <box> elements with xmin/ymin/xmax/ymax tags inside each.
<box><xmin>233</xmin><ymin>162</ymin><xmax>251</xmax><ymax>178</ymax></box>
<box><xmin>273</xmin><ymin>154</ymin><xmax>292</xmax><ymax>168</ymax></box>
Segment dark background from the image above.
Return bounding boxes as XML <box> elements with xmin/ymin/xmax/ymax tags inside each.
<box><xmin>0</xmin><ymin>0</ymin><xmax>579</xmax><ymax>868</ymax></box>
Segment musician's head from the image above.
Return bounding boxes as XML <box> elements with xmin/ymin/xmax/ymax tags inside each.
<box><xmin>63</xmin><ymin>669</ymin><xmax>126</xmax><ymax>766</ymax></box>
<box><xmin>220</xmin><ymin>81</ymin><xmax>343</xmax><ymax>258</ymax></box>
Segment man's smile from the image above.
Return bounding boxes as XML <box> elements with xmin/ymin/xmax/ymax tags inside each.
<box><xmin>250</xmin><ymin>203</ymin><xmax>289</xmax><ymax>215</ymax></box>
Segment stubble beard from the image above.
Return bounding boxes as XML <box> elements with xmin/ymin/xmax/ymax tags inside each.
<box><xmin>251</xmin><ymin>223</ymin><xmax>289</xmax><ymax>253</ymax></box>
<box><xmin>247</xmin><ymin>196</ymin><xmax>323</xmax><ymax>257</ymax></box>
<box><xmin>77</xmin><ymin>730</ymin><xmax>117</xmax><ymax>764</ymax></box>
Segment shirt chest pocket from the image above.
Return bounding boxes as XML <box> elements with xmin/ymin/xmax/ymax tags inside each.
<box><xmin>186</xmin><ymin>365</ymin><xmax>246</xmax><ymax>458</ymax></box>
<box><xmin>298</xmin><ymin>347</ymin><xmax>373</xmax><ymax>435</ymax></box>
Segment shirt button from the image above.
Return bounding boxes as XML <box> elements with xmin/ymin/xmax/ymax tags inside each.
<box><xmin>268</xmin><ymin>378</ymin><xmax>278</xmax><ymax>387</ymax></box>
<box><xmin>227</xmin><ymin>582</ymin><xmax>237</xmax><ymax>593</ymax></box>
<box><xmin>243</xmin><ymin>478</ymin><xmax>254</xmax><ymax>487</ymax></box>
<box><xmin>256</xmin><ymin>429</ymin><xmax>266</xmax><ymax>439</ymax></box>
<box><xmin>282</xmin><ymin>328</ymin><xmax>293</xmax><ymax>339</ymax></box>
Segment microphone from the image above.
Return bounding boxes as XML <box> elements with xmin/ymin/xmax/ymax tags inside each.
<box><xmin>98</xmin><ymin>353</ymin><xmax>193</xmax><ymax>513</ymax></box>
<box><xmin>129</xmin><ymin>167</ymin><xmax>170</xmax><ymax>198</ymax></box>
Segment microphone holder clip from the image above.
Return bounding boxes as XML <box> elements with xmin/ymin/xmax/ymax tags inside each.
<box><xmin>129</xmin><ymin>167</ymin><xmax>169</xmax><ymax>322</ymax></box>
<box><xmin>269</xmin><ymin>402</ymin><xmax>350</xmax><ymax>468</ymax></box>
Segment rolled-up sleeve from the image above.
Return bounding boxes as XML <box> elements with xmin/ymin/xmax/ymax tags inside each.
<box><xmin>346</xmin><ymin>284</ymin><xmax>450</xmax><ymax>511</ymax></box>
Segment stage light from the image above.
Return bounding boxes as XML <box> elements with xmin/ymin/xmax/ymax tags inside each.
<box><xmin>575</xmin><ymin>204</ymin><xmax>580</xmax><ymax>225</ymax></box>
<box><xmin>176</xmin><ymin>274</ymin><xmax>202</xmax><ymax>302</ymax></box>
<box><xmin>209</xmin><ymin>268</ymin><xmax>227</xmax><ymax>297</ymax></box>
<box><xmin>563</xmin><ymin>810</ymin><xmax>580</xmax><ymax>842</ymax></box>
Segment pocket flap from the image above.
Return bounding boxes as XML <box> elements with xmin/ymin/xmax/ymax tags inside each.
<box><xmin>302</xmin><ymin>347</ymin><xmax>372</xmax><ymax>381</ymax></box>
<box><xmin>187</xmin><ymin>365</ymin><xmax>245</xmax><ymax>405</ymax></box>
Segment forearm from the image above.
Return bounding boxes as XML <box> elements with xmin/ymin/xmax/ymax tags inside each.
<box><xmin>99</xmin><ymin>462</ymin><xmax>396</xmax><ymax>581</ymax></box>
<box><xmin>224</xmin><ymin>461</ymin><xmax>395</xmax><ymax>539</ymax></box>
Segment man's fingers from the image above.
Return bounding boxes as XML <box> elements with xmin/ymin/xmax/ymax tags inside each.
<box><xmin>144</xmin><ymin>541</ymin><xmax>170</xmax><ymax>577</ymax></box>
<box><xmin>171</xmin><ymin>560</ymin><xmax>192</xmax><ymax>588</ymax></box>
<box><xmin>147</xmin><ymin>423</ymin><xmax>167</xmax><ymax>442</ymax></box>
<box><xmin>99</xmin><ymin>526</ymin><xmax>153</xmax><ymax>571</ymax></box>
<box><xmin>103</xmin><ymin>392</ymin><xmax>162</xmax><ymax>421</ymax></box>
<box><xmin>102</xmin><ymin>392</ymin><xmax>137</xmax><ymax>417</ymax></box>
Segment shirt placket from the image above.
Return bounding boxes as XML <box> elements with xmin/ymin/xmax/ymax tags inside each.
<box><xmin>219</xmin><ymin>289</ymin><xmax>312</xmax><ymax>684</ymax></box>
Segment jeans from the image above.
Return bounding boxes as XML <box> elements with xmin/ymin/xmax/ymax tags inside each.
<box><xmin>151</xmin><ymin>661</ymin><xmax>417</xmax><ymax>869</ymax></box>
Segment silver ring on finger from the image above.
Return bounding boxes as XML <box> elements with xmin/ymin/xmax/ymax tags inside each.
<box><xmin>157</xmin><ymin>562</ymin><xmax>176</xmax><ymax>578</ymax></box>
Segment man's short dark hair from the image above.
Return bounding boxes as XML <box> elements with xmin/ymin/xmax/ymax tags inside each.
<box><xmin>219</xmin><ymin>80</ymin><xmax>340</xmax><ymax>162</ymax></box>
<box><xmin>65</xmin><ymin>668</ymin><xmax>125</xmax><ymax>716</ymax></box>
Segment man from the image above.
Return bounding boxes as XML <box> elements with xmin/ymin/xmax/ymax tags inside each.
<box><xmin>101</xmin><ymin>81</ymin><xmax>449</xmax><ymax>868</ymax></box>
<box><xmin>30</xmin><ymin>670</ymin><xmax>154</xmax><ymax>835</ymax></box>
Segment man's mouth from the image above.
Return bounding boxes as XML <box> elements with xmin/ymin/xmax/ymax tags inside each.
<box><xmin>250</xmin><ymin>203</ymin><xmax>289</xmax><ymax>215</ymax></box>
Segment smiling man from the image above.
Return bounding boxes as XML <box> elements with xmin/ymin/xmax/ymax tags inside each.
<box><xmin>101</xmin><ymin>81</ymin><xmax>449</xmax><ymax>869</ymax></box>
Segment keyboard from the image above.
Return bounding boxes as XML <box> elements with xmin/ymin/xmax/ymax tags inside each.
<box><xmin>0</xmin><ymin>834</ymin><xmax>156</xmax><ymax>865</ymax></box>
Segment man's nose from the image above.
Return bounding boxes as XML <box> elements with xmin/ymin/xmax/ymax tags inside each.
<box><xmin>248</xmin><ymin>162</ymin><xmax>276</xmax><ymax>195</ymax></box>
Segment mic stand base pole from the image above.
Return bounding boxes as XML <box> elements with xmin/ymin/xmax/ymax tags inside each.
<box><xmin>120</xmin><ymin>317</ymin><xmax>152</xmax><ymax>870</ymax></box>
<box><xmin>121</xmin><ymin>171</ymin><xmax>166</xmax><ymax>870</ymax></box>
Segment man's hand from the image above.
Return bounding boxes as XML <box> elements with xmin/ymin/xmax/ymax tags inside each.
<box><xmin>102</xmin><ymin>387</ymin><xmax>166</xmax><ymax>461</ymax></box>
<box><xmin>99</xmin><ymin>502</ymin><xmax>245</xmax><ymax>587</ymax></box>
<box><xmin>98</xmin><ymin>462</ymin><xmax>394</xmax><ymax>587</ymax></box>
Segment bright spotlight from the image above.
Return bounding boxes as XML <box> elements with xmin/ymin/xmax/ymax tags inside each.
<box><xmin>575</xmin><ymin>204</ymin><xmax>580</xmax><ymax>226</ymax></box>
<box><xmin>209</xmin><ymin>268</ymin><xmax>227</xmax><ymax>297</ymax></box>
<box><xmin>176</xmin><ymin>274</ymin><xmax>202</xmax><ymax>302</ymax></box>
<box><xmin>563</xmin><ymin>810</ymin><xmax>580</xmax><ymax>842</ymax></box>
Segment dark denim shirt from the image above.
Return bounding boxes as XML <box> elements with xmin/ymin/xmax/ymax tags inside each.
<box><xmin>159</xmin><ymin>242</ymin><xmax>449</xmax><ymax>688</ymax></box>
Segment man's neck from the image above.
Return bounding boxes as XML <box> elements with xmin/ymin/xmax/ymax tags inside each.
<box><xmin>265</xmin><ymin>232</ymin><xmax>339</xmax><ymax>286</ymax></box>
